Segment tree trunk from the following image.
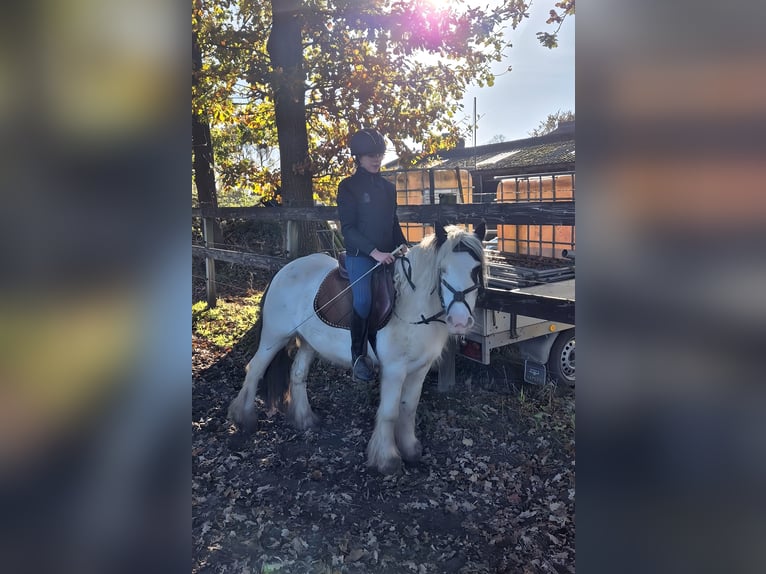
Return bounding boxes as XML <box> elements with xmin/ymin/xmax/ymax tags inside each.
<box><xmin>268</xmin><ymin>0</ymin><xmax>318</xmax><ymax>257</ymax></box>
<box><xmin>192</xmin><ymin>31</ymin><xmax>222</xmax><ymax>244</ymax></box>
<box><xmin>193</xmin><ymin>30</ymin><xmax>223</xmax><ymax>306</ymax></box>
<box><xmin>192</xmin><ymin>113</ymin><xmax>218</xmax><ymax>216</ymax></box>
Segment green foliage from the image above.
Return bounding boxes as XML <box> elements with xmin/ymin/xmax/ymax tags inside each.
<box><xmin>528</xmin><ymin>110</ymin><xmax>575</xmax><ymax>137</ymax></box>
<box><xmin>193</xmin><ymin>0</ymin><xmax>574</xmax><ymax>205</ymax></box>
<box><xmin>192</xmin><ymin>296</ymin><xmax>262</xmax><ymax>349</ymax></box>
<box><xmin>211</xmin><ymin>116</ymin><xmax>281</xmax><ymax>205</ymax></box>
<box><xmin>487</xmin><ymin>134</ymin><xmax>507</xmax><ymax>144</ymax></box>
<box><xmin>538</xmin><ymin>1</ymin><xmax>576</xmax><ymax>49</ymax></box>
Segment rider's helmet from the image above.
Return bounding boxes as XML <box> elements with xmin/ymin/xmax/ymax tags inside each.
<box><xmin>348</xmin><ymin>128</ymin><xmax>386</xmax><ymax>157</ymax></box>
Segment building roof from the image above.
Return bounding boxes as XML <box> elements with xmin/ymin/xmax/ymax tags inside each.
<box><xmin>389</xmin><ymin>121</ymin><xmax>575</xmax><ymax>177</ymax></box>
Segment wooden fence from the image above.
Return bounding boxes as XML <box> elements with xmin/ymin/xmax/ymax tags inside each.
<box><xmin>192</xmin><ymin>201</ymin><xmax>574</xmax><ymax>225</ymax></box>
<box><xmin>192</xmin><ymin>201</ymin><xmax>575</xmax><ymax>305</ymax></box>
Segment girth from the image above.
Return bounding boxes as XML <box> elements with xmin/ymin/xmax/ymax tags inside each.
<box><xmin>313</xmin><ymin>253</ymin><xmax>396</xmax><ymax>330</ymax></box>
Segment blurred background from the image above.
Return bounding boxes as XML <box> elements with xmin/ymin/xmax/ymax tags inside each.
<box><xmin>578</xmin><ymin>1</ymin><xmax>766</xmax><ymax>572</ymax></box>
<box><xmin>0</xmin><ymin>0</ymin><xmax>188</xmax><ymax>572</ymax></box>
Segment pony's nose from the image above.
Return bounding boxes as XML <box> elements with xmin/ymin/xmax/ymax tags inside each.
<box><xmin>447</xmin><ymin>314</ymin><xmax>474</xmax><ymax>333</ymax></box>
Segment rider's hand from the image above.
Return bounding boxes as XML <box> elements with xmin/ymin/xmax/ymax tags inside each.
<box><xmin>370</xmin><ymin>248</ymin><xmax>394</xmax><ymax>265</ymax></box>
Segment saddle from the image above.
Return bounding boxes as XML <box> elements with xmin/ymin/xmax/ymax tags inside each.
<box><xmin>313</xmin><ymin>252</ymin><xmax>396</xmax><ymax>331</ymax></box>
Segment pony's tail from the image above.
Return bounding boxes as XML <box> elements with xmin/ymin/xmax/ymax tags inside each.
<box><xmin>260</xmin><ymin>340</ymin><xmax>294</xmax><ymax>413</ymax></box>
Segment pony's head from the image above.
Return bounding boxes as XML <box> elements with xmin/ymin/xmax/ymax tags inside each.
<box><xmin>421</xmin><ymin>221</ymin><xmax>486</xmax><ymax>334</ymax></box>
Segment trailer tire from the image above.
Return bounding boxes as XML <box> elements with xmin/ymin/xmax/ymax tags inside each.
<box><xmin>548</xmin><ymin>330</ymin><xmax>575</xmax><ymax>385</ymax></box>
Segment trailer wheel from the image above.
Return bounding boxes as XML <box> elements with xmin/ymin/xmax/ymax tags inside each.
<box><xmin>548</xmin><ymin>330</ymin><xmax>575</xmax><ymax>385</ymax></box>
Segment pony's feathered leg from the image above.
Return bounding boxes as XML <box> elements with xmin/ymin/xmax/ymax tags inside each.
<box><xmin>395</xmin><ymin>366</ymin><xmax>429</xmax><ymax>463</ymax></box>
<box><xmin>286</xmin><ymin>341</ymin><xmax>320</xmax><ymax>430</ymax></box>
<box><xmin>228</xmin><ymin>303</ymin><xmax>294</xmax><ymax>432</ymax></box>
<box><xmin>228</xmin><ymin>343</ymin><xmax>281</xmax><ymax>432</ymax></box>
<box><xmin>367</xmin><ymin>364</ymin><xmax>406</xmax><ymax>474</ymax></box>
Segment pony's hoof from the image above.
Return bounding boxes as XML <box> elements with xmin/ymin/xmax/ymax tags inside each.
<box><xmin>240</xmin><ymin>417</ymin><xmax>259</xmax><ymax>435</ymax></box>
<box><xmin>376</xmin><ymin>456</ymin><xmax>403</xmax><ymax>476</ymax></box>
<box><xmin>227</xmin><ymin>431</ymin><xmax>251</xmax><ymax>450</ymax></box>
<box><xmin>231</xmin><ymin>415</ymin><xmax>258</xmax><ymax>435</ymax></box>
<box><xmin>290</xmin><ymin>410</ymin><xmax>321</xmax><ymax>431</ymax></box>
<box><xmin>228</xmin><ymin>404</ymin><xmax>258</xmax><ymax>435</ymax></box>
<box><xmin>401</xmin><ymin>441</ymin><xmax>423</xmax><ymax>464</ymax></box>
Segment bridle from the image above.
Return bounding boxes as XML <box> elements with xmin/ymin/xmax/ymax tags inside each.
<box><xmin>436</xmin><ymin>276</ymin><xmax>480</xmax><ymax>320</ymax></box>
<box><xmin>399</xmin><ymin>241</ymin><xmax>484</xmax><ymax>326</ymax></box>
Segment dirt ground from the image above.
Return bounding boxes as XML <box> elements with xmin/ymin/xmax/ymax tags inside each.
<box><xmin>193</xmin><ymin>290</ymin><xmax>575</xmax><ymax>573</ymax></box>
<box><xmin>192</xmin><ymin>221</ymin><xmax>575</xmax><ymax>573</ymax></box>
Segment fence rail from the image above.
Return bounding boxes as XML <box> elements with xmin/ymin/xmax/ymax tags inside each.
<box><xmin>192</xmin><ymin>201</ymin><xmax>575</xmax><ymax>226</ymax></box>
<box><xmin>192</xmin><ymin>245</ymin><xmax>287</xmax><ymax>271</ymax></box>
<box><xmin>193</xmin><ymin>201</ymin><xmax>575</xmax><ymax>306</ymax></box>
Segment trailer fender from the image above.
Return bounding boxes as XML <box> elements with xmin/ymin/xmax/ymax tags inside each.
<box><xmin>515</xmin><ymin>328</ymin><xmax>576</xmax><ymax>384</ymax></box>
<box><xmin>514</xmin><ymin>332</ymin><xmax>560</xmax><ymax>364</ymax></box>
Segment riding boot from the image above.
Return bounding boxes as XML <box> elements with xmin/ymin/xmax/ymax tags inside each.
<box><xmin>367</xmin><ymin>311</ymin><xmax>379</xmax><ymax>359</ymax></box>
<box><xmin>351</xmin><ymin>310</ymin><xmax>374</xmax><ymax>382</ymax></box>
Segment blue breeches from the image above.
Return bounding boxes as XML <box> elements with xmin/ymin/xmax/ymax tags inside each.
<box><xmin>345</xmin><ymin>254</ymin><xmax>376</xmax><ymax>318</ymax></box>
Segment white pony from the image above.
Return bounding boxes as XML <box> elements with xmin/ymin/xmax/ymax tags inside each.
<box><xmin>229</xmin><ymin>223</ymin><xmax>486</xmax><ymax>474</ymax></box>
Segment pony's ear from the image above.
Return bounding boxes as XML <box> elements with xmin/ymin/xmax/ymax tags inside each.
<box><xmin>435</xmin><ymin>221</ymin><xmax>448</xmax><ymax>247</ymax></box>
<box><xmin>474</xmin><ymin>221</ymin><xmax>487</xmax><ymax>241</ymax></box>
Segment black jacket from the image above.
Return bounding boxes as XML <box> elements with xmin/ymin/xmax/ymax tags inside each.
<box><xmin>337</xmin><ymin>167</ymin><xmax>407</xmax><ymax>256</ymax></box>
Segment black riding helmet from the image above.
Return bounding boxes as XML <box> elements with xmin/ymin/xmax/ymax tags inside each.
<box><xmin>348</xmin><ymin>128</ymin><xmax>386</xmax><ymax>157</ymax></box>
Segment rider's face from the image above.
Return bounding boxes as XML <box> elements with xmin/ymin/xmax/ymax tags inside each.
<box><xmin>359</xmin><ymin>153</ymin><xmax>384</xmax><ymax>173</ymax></box>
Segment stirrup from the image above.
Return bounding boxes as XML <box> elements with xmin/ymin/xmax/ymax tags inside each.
<box><xmin>352</xmin><ymin>356</ymin><xmax>374</xmax><ymax>382</ymax></box>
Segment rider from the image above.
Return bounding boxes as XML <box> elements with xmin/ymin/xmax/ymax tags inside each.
<box><xmin>337</xmin><ymin>128</ymin><xmax>408</xmax><ymax>382</ymax></box>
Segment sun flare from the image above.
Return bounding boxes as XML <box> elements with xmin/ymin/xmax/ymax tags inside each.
<box><xmin>418</xmin><ymin>0</ymin><xmax>453</xmax><ymax>13</ymax></box>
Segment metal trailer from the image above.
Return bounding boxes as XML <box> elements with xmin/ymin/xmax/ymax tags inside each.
<box><xmin>379</xmin><ymin>167</ymin><xmax>576</xmax><ymax>387</ymax></box>
<box><xmin>444</xmin><ymin>253</ymin><xmax>576</xmax><ymax>387</ymax></box>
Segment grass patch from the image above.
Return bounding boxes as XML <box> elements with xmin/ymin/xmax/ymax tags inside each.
<box><xmin>192</xmin><ymin>295</ymin><xmax>262</xmax><ymax>349</ymax></box>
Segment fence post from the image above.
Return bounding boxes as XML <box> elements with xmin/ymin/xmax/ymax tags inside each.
<box><xmin>285</xmin><ymin>220</ymin><xmax>299</xmax><ymax>259</ymax></box>
<box><xmin>202</xmin><ymin>216</ymin><xmax>217</xmax><ymax>308</ymax></box>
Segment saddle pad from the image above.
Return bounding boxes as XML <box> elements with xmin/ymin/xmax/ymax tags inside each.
<box><xmin>313</xmin><ymin>265</ymin><xmax>395</xmax><ymax>330</ymax></box>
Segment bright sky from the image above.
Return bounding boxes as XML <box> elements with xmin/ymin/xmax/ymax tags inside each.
<box><xmin>461</xmin><ymin>3</ymin><xmax>575</xmax><ymax>144</ymax></box>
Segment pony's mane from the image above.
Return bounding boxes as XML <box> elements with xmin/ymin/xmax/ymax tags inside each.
<box><xmin>395</xmin><ymin>225</ymin><xmax>486</xmax><ymax>295</ymax></box>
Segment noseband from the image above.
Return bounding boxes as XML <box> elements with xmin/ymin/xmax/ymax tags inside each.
<box><xmin>438</xmin><ymin>277</ymin><xmax>480</xmax><ymax>318</ymax></box>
